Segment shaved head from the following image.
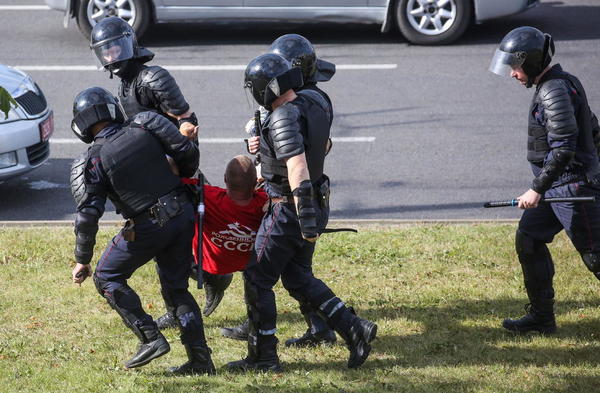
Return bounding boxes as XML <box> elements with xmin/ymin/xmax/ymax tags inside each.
<box><xmin>224</xmin><ymin>155</ymin><xmax>257</xmax><ymax>195</ymax></box>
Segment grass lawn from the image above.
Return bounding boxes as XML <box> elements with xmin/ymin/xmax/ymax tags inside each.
<box><xmin>1</xmin><ymin>224</ymin><xmax>599</xmax><ymax>393</ymax></box>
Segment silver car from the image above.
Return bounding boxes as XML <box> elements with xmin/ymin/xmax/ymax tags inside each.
<box><xmin>0</xmin><ymin>65</ymin><xmax>53</xmax><ymax>180</ymax></box>
<box><xmin>46</xmin><ymin>0</ymin><xmax>539</xmax><ymax>45</ymax></box>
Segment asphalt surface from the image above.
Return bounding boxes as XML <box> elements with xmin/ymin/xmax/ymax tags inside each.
<box><xmin>1</xmin><ymin>0</ymin><xmax>599</xmax><ymax>221</ymax></box>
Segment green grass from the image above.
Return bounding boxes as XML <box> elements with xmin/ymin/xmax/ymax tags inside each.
<box><xmin>1</xmin><ymin>224</ymin><xmax>599</xmax><ymax>393</ymax></box>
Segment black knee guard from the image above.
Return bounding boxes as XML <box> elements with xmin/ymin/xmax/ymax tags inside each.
<box><xmin>243</xmin><ymin>277</ymin><xmax>261</xmax><ymax>336</ymax></box>
<box><xmin>93</xmin><ymin>273</ymin><xmax>151</xmax><ymax>340</ymax></box>
<box><xmin>515</xmin><ymin>229</ymin><xmax>555</xmax><ymax>291</ymax></box>
<box><xmin>166</xmin><ymin>288</ymin><xmax>206</xmax><ymax>346</ymax></box>
<box><xmin>581</xmin><ymin>252</ymin><xmax>600</xmax><ymax>280</ymax></box>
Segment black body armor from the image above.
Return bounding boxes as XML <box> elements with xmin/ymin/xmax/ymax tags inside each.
<box><xmin>527</xmin><ymin>65</ymin><xmax>600</xmax><ymax>192</ymax></box>
<box><xmin>260</xmin><ymin>91</ymin><xmax>332</xmax><ymax>195</ymax></box>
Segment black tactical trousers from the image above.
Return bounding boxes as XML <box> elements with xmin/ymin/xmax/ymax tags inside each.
<box><xmin>93</xmin><ymin>202</ymin><xmax>207</xmax><ymax>345</ymax></box>
<box><xmin>520</xmin><ymin>182</ymin><xmax>600</xmax><ymax>252</ymax></box>
<box><xmin>243</xmin><ymin>200</ymin><xmax>330</xmax><ymax>334</ymax></box>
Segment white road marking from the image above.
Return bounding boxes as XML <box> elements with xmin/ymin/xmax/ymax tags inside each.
<box><xmin>0</xmin><ymin>5</ymin><xmax>50</xmax><ymax>10</ymax></box>
<box><xmin>28</xmin><ymin>180</ymin><xmax>69</xmax><ymax>190</ymax></box>
<box><xmin>50</xmin><ymin>136</ymin><xmax>375</xmax><ymax>144</ymax></box>
<box><xmin>14</xmin><ymin>64</ymin><xmax>397</xmax><ymax>71</ymax></box>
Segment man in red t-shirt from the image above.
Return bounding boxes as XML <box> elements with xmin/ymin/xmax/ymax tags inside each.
<box><xmin>156</xmin><ymin>155</ymin><xmax>267</xmax><ymax>328</ymax></box>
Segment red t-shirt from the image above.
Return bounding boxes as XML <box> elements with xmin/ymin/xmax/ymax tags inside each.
<box><xmin>191</xmin><ymin>184</ymin><xmax>267</xmax><ymax>274</ymax></box>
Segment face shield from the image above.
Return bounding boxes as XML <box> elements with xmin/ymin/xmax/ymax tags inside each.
<box><xmin>243</xmin><ymin>80</ymin><xmax>262</xmax><ymax>112</ymax></box>
<box><xmin>92</xmin><ymin>35</ymin><xmax>135</xmax><ymax>70</ymax></box>
<box><xmin>489</xmin><ymin>48</ymin><xmax>526</xmax><ymax>77</ymax></box>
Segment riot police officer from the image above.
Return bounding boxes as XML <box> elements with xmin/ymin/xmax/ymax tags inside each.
<box><xmin>226</xmin><ymin>53</ymin><xmax>377</xmax><ymax>372</ymax></box>
<box><xmin>489</xmin><ymin>26</ymin><xmax>600</xmax><ymax>333</ymax></box>
<box><xmin>90</xmin><ymin>17</ymin><xmax>198</xmax><ymax>137</ymax></box>
<box><xmin>69</xmin><ymin>87</ymin><xmax>214</xmax><ymax>374</ymax></box>
<box><xmin>90</xmin><ymin>17</ymin><xmax>211</xmax><ymax>331</ymax></box>
<box><xmin>221</xmin><ymin>34</ymin><xmax>337</xmax><ymax>348</ymax></box>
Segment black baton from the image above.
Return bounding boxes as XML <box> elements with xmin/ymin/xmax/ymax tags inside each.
<box><xmin>196</xmin><ymin>173</ymin><xmax>205</xmax><ymax>289</ymax></box>
<box><xmin>484</xmin><ymin>196</ymin><xmax>596</xmax><ymax>208</ymax></box>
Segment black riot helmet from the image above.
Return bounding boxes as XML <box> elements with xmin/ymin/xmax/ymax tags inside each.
<box><xmin>71</xmin><ymin>87</ymin><xmax>124</xmax><ymax>143</ymax></box>
<box><xmin>244</xmin><ymin>53</ymin><xmax>303</xmax><ymax>110</ymax></box>
<box><xmin>489</xmin><ymin>26</ymin><xmax>555</xmax><ymax>87</ymax></box>
<box><xmin>269</xmin><ymin>34</ymin><xmax>336</xmax><ymax>84</ymax></box>
<box><xmin>90</xmin><ymin>17</ymin><xmax>154</xmax><ymax>76</ymax></box>
<box><xmin>269</xmin><ymin>34</ymin><xmax>317</xmax><ymax>83</ymax></box>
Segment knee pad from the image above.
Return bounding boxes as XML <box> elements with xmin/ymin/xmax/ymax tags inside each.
<box><xmin>581</xmin><ymin>252</ymin><xmax>600</xmax><ymax>277</ymax></box>
<box><xmin>515</xmin><ymin>229</ymin><xmax>555</xmax><ymax>289</ymax></box>
<box><xmin>516</xmin><ymin>229</ymin><xmax>545</xmax><ymax>259</ymax></box>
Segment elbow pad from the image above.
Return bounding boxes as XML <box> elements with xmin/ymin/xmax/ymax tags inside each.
<box><xmin>531</xmin><ymin>149</ymin><xmax>575</xmax><ymax>193</ymax></box>
<box><xmin>74</xmin><ymin>207</ymin><xmax>100</xmax><ymax>265</ymax></box>
<box><xmin>293</xmin><ymin>180</ymin><xmax>318</xmax><ymax>239</ymax></box>
<box><xmin>132</xmin><ymin>111</ymin><xmax>199</xmax><ymax>176</ymax></box>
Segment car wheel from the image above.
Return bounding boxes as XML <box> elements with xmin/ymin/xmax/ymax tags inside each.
<box><xmin>395</xmin><ymin>0</ymin><xmax>473</xmax><ymax>45</ymax></box>
<box><xmin>76</xmin><ymin>0</ymin><xmax>151</xmax><ymax>40</ymax></box>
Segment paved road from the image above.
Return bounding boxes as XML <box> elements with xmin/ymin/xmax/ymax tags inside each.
<box><xmin>1</xmin><ymin>0</ymin><xmax>599</xmax><ymax>221</ymax></box>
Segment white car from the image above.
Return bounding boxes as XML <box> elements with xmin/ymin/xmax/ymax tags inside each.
<box><xmin>46</xmin><ymin>0</ymin><xmax>540</xmax><ymax>45</ymax></box>
<box><xmin>0</xmin><ymin>65</ymin><xmax>53</xmax><ymax>180</ymax></box>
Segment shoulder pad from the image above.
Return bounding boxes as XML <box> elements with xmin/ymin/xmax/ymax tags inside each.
<box><xmin>539</xmin><ymin>79</ymin><xmax>577</xmax><ymax>137</ymax></box>
<box><xmin>139</xmin><ymin>65</ymin><xmax>172</xmax><ymax>86</ymax></box>
<box><xmin>70</xmin><ymin>152</ymin><xmax>89</xmax><ymax>208</ymax></box>
<box><xmin>269</xmin><ymin>103</ymin><xmax>304</xmax><ymax>159</ymax></box>
<box><xmin>138</xmin><ymin>66</ymin><xmax>189</xmax><ymax>115</ymax></box>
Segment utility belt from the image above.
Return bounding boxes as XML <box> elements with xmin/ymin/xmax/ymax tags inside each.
<box><xmin>270</xmin><ymin>175</ymin><xmax>330</xmax><ymax>209</ymax></box>
<box><xmin>124</xmin><ymin>188</ymin><xmax>189</xmax><ymax>241</ymax></box>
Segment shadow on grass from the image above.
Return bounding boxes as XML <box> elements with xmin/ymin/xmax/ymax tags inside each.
<box><xmin>358</xmin><ymin>297</ymin><xmax>600</xmax><ymax>369</ymax></box>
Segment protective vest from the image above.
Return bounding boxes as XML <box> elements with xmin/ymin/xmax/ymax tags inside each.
<box><xmin>527</xmin><ymin>65</ymin><xmax>600</xmax><ymax>182</ymax></box>
<box><xmin>95</xmin><ymin>124</ymin><xmax>181</xmax><ymax>218</ymax></box>
<box><xmin>261</xmin><ymin>90</ymin><xmax>331</xmax><ymax>195</ymax></box>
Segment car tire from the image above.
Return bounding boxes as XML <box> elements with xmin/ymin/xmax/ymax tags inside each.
<box><xmin>76</xmin><ymin>0</ymin><xmax>151</xmax><ymax>40</ymax></box>
<box><xmin>395</xmin><ymin>0</ymin><xmax>473</xmax><ymax>45</ymax></box>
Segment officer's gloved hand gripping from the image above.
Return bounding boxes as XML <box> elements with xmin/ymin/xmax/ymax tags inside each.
<box><xmin>286</xmin><ymin>153</ymin><xmax>319</xmax><ymax>242</ymax></box>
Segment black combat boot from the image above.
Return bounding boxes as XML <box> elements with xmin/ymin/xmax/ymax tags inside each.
<box><xmin>227</xmin><ymin>334</ymin><xmax>282</xmax><ymax>372</ymax></box>
<box><xmin>285</xmin><ymin>311</ymin><xmax>336</xmax><ymax>347</ymax></box>
<box><xmin>220</xmin><ymin>319</ymin><xmax>249</xmax><ymax>341</ymax></box>
<box><xmin>335</xmin><ymin>314</ymin><xmax>378</xmax><ymax>369</ymax></box>
<box><xmin>125</xmin><ymin>323</ymin><xmax>170</xmax><ymax>369</ymax></box>
<box><xmin>168</xmin><ymin>343</ymin><xmax>216</xmax><ymax>375</ymax></box>
<box><xmin>503</xmin><ymin>303</ymin><xmax>556</xmax><ymax>334</ymax></box>
<box><xmin>503</xmin><ymin>285</ymin><xmax>556</xmax><ymax>334</ymax></box>
<box><xmin>155</xmin><ymin>311</ymin><xmax>178</xmax><ymax>330</ymax></box>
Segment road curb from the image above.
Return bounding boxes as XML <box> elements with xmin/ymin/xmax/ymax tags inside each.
<box><xmin>0</xmin><ymin>218</ymin><xmax>519</xmax><ymax>227</ymax></box>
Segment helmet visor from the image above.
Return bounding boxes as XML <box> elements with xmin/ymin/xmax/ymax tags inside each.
<box><xmin>489</xmin><ymin>48</ymin><xmax>526</xmax><ymax>77</ymax></box>
<box><xmin>92</xmin><ymin>36</ymin><xmax>134</xmax><ymax>69</ymax></box>
<box><xmin>244</xmin><ymin>81</ymin><xmax>261</xmax><ymax>112</ymax></box>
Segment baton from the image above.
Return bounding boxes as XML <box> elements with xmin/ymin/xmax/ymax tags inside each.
<box><xmin>196</xmin><ymin>173</ymin><xmax>205</xmax><ymax>289</ymax></box>
<box><xmin>484</xmin><ymin>196</ymin><xmax>596</xmax><ymax>208</ymax></box>
<box><xmin>322</xmin><ymin>228</ymin><xmax>358</xmax><ymax>234</ymax></box>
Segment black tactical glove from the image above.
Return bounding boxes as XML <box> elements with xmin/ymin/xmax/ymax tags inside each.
<box><xmin>293</xmin><ymin>180</ymin><xmax>318</xmax><ymax>242</ymax></box>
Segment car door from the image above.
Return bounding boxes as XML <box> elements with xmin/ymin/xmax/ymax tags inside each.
<box><xmin>161</xmin><ymin>0</ymin><xmax>241</xmax><ymax>6</ymax></box>
<box><xmin>244</xmin><ymin>0</ymin><xmax>367</xmax><ymax>5</ymax></box>
<box><xmin>156</xmin><ymin>0</ymin><xmax>244</xmax><ymax>21</ymax></box>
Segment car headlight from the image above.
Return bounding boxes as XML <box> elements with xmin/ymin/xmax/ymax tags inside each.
<box><xmin>18</xmin><ymin>76</ymin><xmax>38</xmax><ymax>95</ymax></box>
<box><xmin>0</xmin><ymin>151</ymin><xmax>18</xmax><ymax>169</ymax></box>
<box><xmin>0</xmin><ymin>107</ymin><xmax>22</xmax><ymax>124</ymax></box>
